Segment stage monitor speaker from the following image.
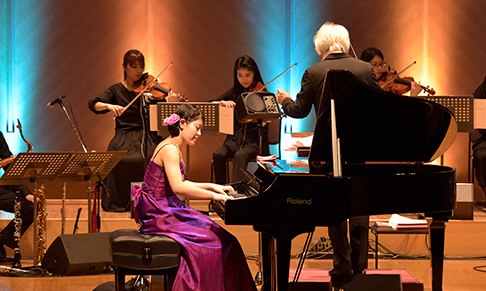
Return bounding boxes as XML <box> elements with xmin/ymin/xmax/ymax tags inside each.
<box><xmin>42</xmin><ymin>232</ymin><xmax>112</xmax><ymax>276</ymax></box>
<box><xmin>235</xmin><ymin>92</ymin><xmax>281</xmax><ymax>123</ymax></box>
<box><xmin>331</xmin><ymin>274</ymin><xmax>402</xmax><ymax>291</ymax></box>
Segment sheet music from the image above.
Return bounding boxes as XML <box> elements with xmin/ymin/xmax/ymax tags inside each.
<box><xmin>331</xmin><ymin>99</ymin><xmax>342</xmax><ymax>177</ymax></box>
<box><xmin>474</xmin><ymin>99</ymin><xmax>486</xmax><ymax>129</ymax></box>
<box><xmin>218</xmin><ymin>105</ymin><xmax>234</xmax><ymax>135</ymax></box>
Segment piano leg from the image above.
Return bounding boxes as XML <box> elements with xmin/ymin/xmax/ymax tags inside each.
<box><xmin>429</xmin><ymin>217</ymin><xmax>448</xmax><ymax>291</ymax></box>
<box><xmin>275</xmin><ymin>237</ymin><xmax>292</xmax><ymax>291</ymax></box>
<box><xmin>255</xmin><ymin>226</ymin><xmax>315</xmax><ymax>291</ymax></box>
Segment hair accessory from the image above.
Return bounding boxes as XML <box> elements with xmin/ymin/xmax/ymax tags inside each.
<box><xmin>163</xmin><ymin>114</ymin><xmax>180</xmax><ymax>126</ymax></box>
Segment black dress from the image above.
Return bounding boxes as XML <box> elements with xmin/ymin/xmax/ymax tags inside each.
<box><xmin>211</xmin><ymin>88</ymin><xmax>269</xmax><ymax>184</ymax></box>
<box><xmin>89</xmin><ymin>83</ymin><xmax>162</xmax><ymax>212</ymax></box>
<box><xmin>473</xmin><ymin>82</ymin><xmax>486</xmax><ymax>187</ymax></box>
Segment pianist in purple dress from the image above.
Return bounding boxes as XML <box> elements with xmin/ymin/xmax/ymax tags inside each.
<box><xmin>132</xmin><ymin>104</ymin><xmax>257</xmax><ymax>291</ymax></box>
<box><xmin>276</xmin><ymin>22</ymin><xmax>380</xmax><ymax>275</ymax></box>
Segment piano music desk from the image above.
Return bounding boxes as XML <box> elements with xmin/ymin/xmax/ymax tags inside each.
<box><xmin>370</xmin><ymin>224</ymin><xmax>429</xmax><ymax>269</ymax></box>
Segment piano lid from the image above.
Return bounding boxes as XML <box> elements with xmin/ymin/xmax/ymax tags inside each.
<box><xmin>308</xmin><ymin>70</ymin><xmax>457</xmax><ymax>164</ymax></box>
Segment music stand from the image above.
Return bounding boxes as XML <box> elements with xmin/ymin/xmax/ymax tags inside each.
<box><xmin>56</xmin><ymin>151</ymin><xmax>127</xmax><ymax>233</ymax></box>
<box><xmin>0</xmin><ymin>152</ymin><xmax>75</xmax><ymax>267</ymax></box>
<box><xmin>0</xmin><ymin>151</ymin><xmax>126</xmax><ymax>267</ymax></box>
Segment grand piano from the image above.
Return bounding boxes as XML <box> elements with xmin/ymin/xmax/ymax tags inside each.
<box><xmin>213</xmin><ymin>70</ymin><xmax>457</xmax><ymax>291</ymax></box>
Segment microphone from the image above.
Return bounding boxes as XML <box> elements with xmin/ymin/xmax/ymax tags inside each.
<box><xmin>46</xmin><ymin>95</ymin><xmax>66</xmax><ymax>109</ymax></box>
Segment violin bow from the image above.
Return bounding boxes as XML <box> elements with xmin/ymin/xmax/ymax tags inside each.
<box><xmin>256</xmin><ymin>63</ymin><xmax>297</xmax><ymax>92</ymax></box>
<box><xmin>380</xmin><ymin>61</ymin><xmax>416</xmax><ymax>88</ymax></box>
<box><xmin>115</xmin><ymin>61</ymin><xmax>174</xmax><ymax>119</ymax></box>
<box><xmin>349</xmin><ymin>43</ymin><xmax>358</xmax><ymax>59</ymax></box>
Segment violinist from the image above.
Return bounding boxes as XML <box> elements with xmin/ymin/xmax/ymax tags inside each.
<box><xmin>88</xmin><ymin>49</ymin><xmax>164</xmax><ymax>212</ymax></box>
<box><xmin>472</xmin><ymin>75</ymin><xmax>486</xmax><ymax>212</ymax></box>
<box><xmin>211</xmin><ymin>55</ymin><xmax>269</xmax><ymax>184</ymax></box>
<box><xmin>360</xmin><ymin>47</ymin><xmax>423</xmax><ymax>96</ymax></box>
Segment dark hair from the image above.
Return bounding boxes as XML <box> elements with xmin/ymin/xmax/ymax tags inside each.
<box><xmin>232</xmin><ymin>55</ymin><xmax>265</xmax><ymax>96</ymax></box>
<box><xmin>168</xmin><ymin>104</ymin><xmax>205</xmax><ymax>137</ymax></box>
<box><xmin>360</xmin><ymin>47</ymin><xmax>384</xmax><ymax>62</ymax></box>
<box><xmin>122</xmin><ymin>49</ymin><xmax>145</xmax><ymax>80</ymax></box>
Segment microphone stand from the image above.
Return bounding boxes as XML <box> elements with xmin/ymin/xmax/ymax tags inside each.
<box><xmin>52</xmin><ymin>100</ymin><xmax>107</xmax><ymax>232</ymax></box>
<box><xmin>56</xmin><ymin>101</ymin><xmax>88</xmax><ymax>153</ymax></box>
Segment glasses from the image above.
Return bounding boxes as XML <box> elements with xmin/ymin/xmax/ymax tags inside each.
<box><xmin>371</xmin><ymin>61</ymin><xmax>387</xmax><ymax>69</ymax></box>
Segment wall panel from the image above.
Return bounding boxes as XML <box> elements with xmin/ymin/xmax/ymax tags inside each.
<box><xmin>1</xmin><ymin>0</ymin><xmax>486</xmax><ymax>201</ymax></box>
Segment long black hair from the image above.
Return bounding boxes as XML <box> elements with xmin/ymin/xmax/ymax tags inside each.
<box><xmin>167</xmin><ymin>104</ymin><xmax>204</xmax><ymax>137</ymax></box>
<box><xmin>360</xmin><ymin>47</ymin><xmax>384</xmax><ymax>62</ymax></box>
<box><xmin>122</xmin><ymin>49</ymin><xmax>145</xmax><ymax>80</ymax></box>
<box><xmin>232</xmin><ymin>55</ymin><xmax>265</xmax><ymax>96</ymax></box>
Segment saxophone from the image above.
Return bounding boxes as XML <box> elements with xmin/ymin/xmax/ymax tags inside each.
<box><xmin>36</xmin><ymin>185</ymin><xmax>47</xmax><ymax>265</ymax></box>
<box><xmin>12</xmin><ymin>194</ymin><xmax>22</xmax><ymax>268</ymax></box>
<box><xmin>7</xmin><ymin>120</ymin><xmax>34</xmax><ymax>266</ymax></box>
<box><xmin>0</xmin><ymin>155</ymin><xmax>15</xmax><ymax>168</ymax></box>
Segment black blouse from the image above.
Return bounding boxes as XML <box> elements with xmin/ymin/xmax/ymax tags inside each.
<box><xmin>89</xmin><ymin>83</ymin><xmax>144</xmax><ymax>132</ymax></box>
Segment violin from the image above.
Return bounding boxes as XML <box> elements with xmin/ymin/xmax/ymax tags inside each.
<box><xmin>248</xmin><ymin>80</ymin><xmax>266</xmax><ymax>92</ymax></box>
<box><xmin>379</xmin><ymin>71</ymin><xmax>435</xmax><ymax>95</ymax></box>
<box><xmin>134</xmin><ymin>73</ymin><xmax>188</xmax><ymax>102</ymax></box>
<box><xmin>378</xmin><ymin>61</ymin><xmax>436</xmax><ymax>95</ymax></box>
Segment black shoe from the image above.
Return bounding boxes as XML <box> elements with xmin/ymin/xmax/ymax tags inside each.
<box><xmin>329</xmin><ymin>268</ymin><xmax>339</xmax><ymax>275</ymax></box>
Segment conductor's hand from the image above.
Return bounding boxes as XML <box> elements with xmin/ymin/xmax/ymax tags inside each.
<box><xmin>108</xmin><ymin>104</ymin><xmax>126</xmax><ymax>117</ymax></box>
<box><xmin>277</xmin><ymin>89</ymin><xmax>291</xmax><ymax>105</ymax></box>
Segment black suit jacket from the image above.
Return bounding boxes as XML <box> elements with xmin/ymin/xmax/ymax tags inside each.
<box><xmin>282</xmin><ymin>53</ymin><xmax>381</xmax><ymax>118</ymax></box>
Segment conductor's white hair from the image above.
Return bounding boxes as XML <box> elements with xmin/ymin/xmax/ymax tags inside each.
<box><xmin>313</xmin><ymin>22</ymin><xmax>350</xmax><ymax>57</ymax></box>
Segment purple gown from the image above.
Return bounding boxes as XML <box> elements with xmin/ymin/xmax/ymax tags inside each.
<box><xmin>132</xmin><ymin>144</ymin><xmax>257</xmax><ymax>291</ymax></box>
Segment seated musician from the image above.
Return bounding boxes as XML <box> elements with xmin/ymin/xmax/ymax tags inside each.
<box><xmin>211</xmin><ymin>55</ymin><xmax>269</xmax><ymax>184</ymax></box>
<box><xmin>88</xmin><ymin>49</ymin><xmax>164</xmax><ymax>212</ymax></box>
<box><xmin>472</xmin><ymin>75</ymin><xmax>486</xmax><ymax>212</ymax></box>
<box><xmin>360</xmin><ymin>47</ymin><xmax>423</xmax><ymax>96</ymax></box>
<box><xmin>276</xmin><ymin>22</ymin><xmax>380</xmax><ymax>275</ymax></box>
<box><xmin>0</xmin><ymin>131</ymin><xmax>34</xmax><ymax>263</ymax></box>
<box><xmin>132</xmin><ymin>104</ymin><xmax>257</xmax><ymax>291</ymax></box>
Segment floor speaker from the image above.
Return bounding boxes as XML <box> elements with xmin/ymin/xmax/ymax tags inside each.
<box><xmin>331</xmin><ymin>274</ymin><xmax>402</xmax><ymax>291</ymax></box>
<box><xmin>41</xmin><ymin>232</ymin><xmax>112</xmax><ymax>276</ymax></box>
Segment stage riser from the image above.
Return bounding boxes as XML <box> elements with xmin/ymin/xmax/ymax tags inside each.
<box><xmin>0</xmin><ymin>199</ymin><xmax>484</xmax><ymax>259</ymax></box>
<box><xmin>1</xmin><ymin>220</ymin><xmax>484</xmax><ymax>258</ymax></box>
<box><xmin>0</xmin><ymin>218</ymin><xmax>137</xmax><ymax>257</ymax></box>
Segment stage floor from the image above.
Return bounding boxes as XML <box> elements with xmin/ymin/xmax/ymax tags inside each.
<box><xmin>0</xmin><ymin>200</ymin><xmax>485</xmax><ymax>290</ymax></box>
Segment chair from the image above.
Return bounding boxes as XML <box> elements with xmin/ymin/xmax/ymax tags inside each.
<box><xmin>110</xmin><ymin>229</ymin><xmax>181</xmax><ymax>291</ymax></box>
<box><xmin>210</xmin><ymin>118</ymin><xmax>281</xmax><ymax>183</ymax></box>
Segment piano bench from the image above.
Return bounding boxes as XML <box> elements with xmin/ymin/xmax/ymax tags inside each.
<box><xmin>110</xmin><ymin>229</ymin><xmax>181</xmax><ymax>291</ymax></box>
<box><xmin>370</xmin><ymin>224</ymin><xmax>428</xmax><ymax>269</ymax></box>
